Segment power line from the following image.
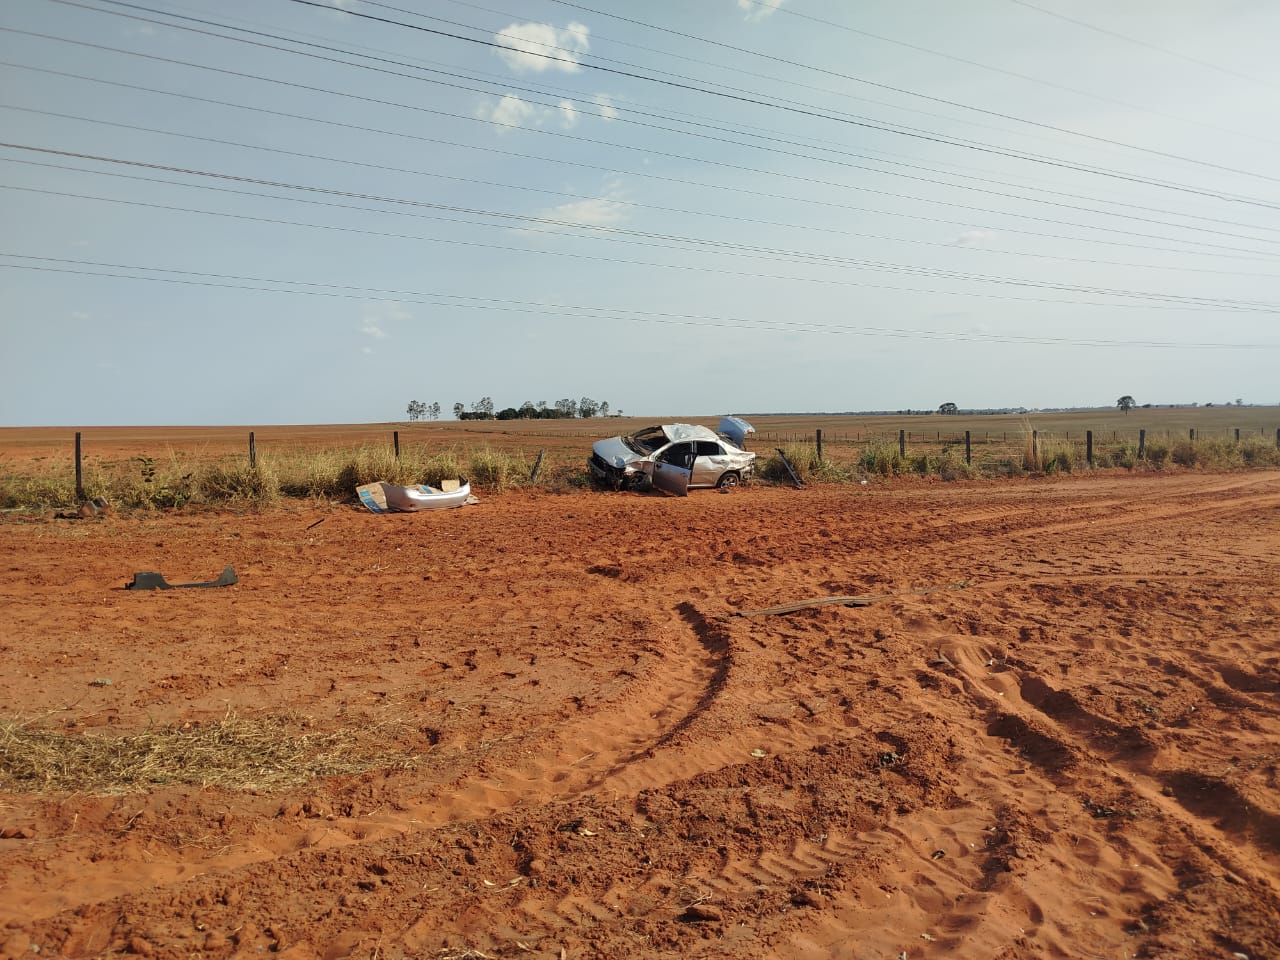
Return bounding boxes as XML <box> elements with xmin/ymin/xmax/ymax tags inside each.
<box><xmin>7</xmin><ymin>94</ymin><xmax>1276</xmax><ymax>279</ymax></box>
<box><xmin>184</xmin><ymin>0</ymin><xmax>1259</xmax><ymax>174</ymax></box>
<box><xmin>6</xmin><ymin>70</ymin><xmax>1275</xmax><ymax>271</ymax></box>
<box><xmin>1008</xmin><ymin>0</ymin><xmax>1280</xmax><ymax>91</ymax></box>
<box><xmin>11</xmin><ymin>139</ymin><xmax>1280</xmax><ymax>271</ymax></box>
<box><xmin>717</xmin><ymin>0</ymin><xmax>1280</xmax><ymax>145</ymax></box>
<box><xmin>56</xmin><ymin>0</ymin><xmax>1280</xmax><ymax>204</ymax></box>
<box><xmin>22</xmin><ymin>153</ymin><xmax>1277</xmax><ymax>312</ymax></box>
<box><xmin>8</xmin><ymin>36</ymin><xmax>1280</xmax><ymax>260</ymax></box>
<box><xmin>5</xmin><ymin>167</ymin><xmax>1275</xmax><ymax>314</ymax></box>
<box><xmin>8</xmin><ymin>83</ymin><xmax>1279</xmax><ymax>249</ymax></box>
<box><xmin>482</xmin><ymin>0</ymin><xmax>1280</xmax><ymax>188</ymax></box>
<box><xmin>4</xmin><ymin>253</ymin><xmax>1274</xmax><ymax>349</ymax></box>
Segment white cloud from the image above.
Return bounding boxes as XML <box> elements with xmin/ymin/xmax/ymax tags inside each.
<box><xmin>538</xmin><ymin>188</ymin><xmax>630</xmax><ymax>230</ymax></box>
<box><xmin>593</xmin><ymin>94</ymin><xmax>619</xmax><ymax>121</ymax></box>
<box><xmin>951</xmin><ymin>229</ymin><xmax>995</xmax><ymax>247</ymax></box>
<box><xmin>738</xmin><ymin>0</ymin><xmax>786</xmax><ymax>23</ymax></box>
<box><xmin>478</xmin><ymin>94</ymin><xmax>538</xmax><ymax>130</ymax></box>
<box><xmin>479</xmin><ymin>95</ymin><xmax>584</xmax><ymax>132</ymax></box>
<box><xmin>357</xmin><ymin>302</ymin><xmax>410</xmax><ymax>350</ymax></box>
<box><xmin>558</xmin><ymin>99</ymin><xmax>579</xmax><ymax>129</ymax></box>
<box><xmin>494</xmin><ymin>21</ymin><xmax>589</xmax><ymax>73</ymax></box>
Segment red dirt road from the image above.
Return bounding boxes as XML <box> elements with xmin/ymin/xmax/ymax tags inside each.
<box><xmin>1</xmin><ymin>472</ymin><xmax>1278</xmax><ymax>959</ymax></box>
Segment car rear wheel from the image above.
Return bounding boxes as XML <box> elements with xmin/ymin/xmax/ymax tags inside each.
<box><xmin>716</xmin><ymin>471</ymin><xmax>741</xmax><ymax>490</ymax></box>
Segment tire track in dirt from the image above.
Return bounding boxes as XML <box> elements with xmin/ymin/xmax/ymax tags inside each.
<box><xmin>399</xmin><ymin>599</ymin><xmax>736</xmax><ymax>828</ymax></box>
<box><xmin>936</xmin><ymin>633</ymin><xmax>1279</xmax><ymax>887</ymax></box>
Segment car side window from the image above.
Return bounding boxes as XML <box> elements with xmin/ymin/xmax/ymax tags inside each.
<box><xmin>695</xmin><ymin>441</ymin><xmax>722</xmax><ymax>457</ymax></box>
<box><xmin>659</xmin><ymin>442</ymin><xmax>695</xmax><ymax>466</ymax></box>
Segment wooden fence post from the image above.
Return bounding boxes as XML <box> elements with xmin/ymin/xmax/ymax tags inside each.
<box><xmin>393</xmin><ymin>430</ymin><xmax>400</xmax><ymax>459</ymax></box>
<box><xmin>74</xmin><ymin>431</ymin><xmax>84</xmax><ymax>501</ymax></box>
<box><xmin>1235</xmin><ymin>428</ymin><xmax>1240</xmax><ymax>443</ymax></box>
<box><xmin>1138</xmin><ymin>429</ymin><xmax>1146</xmax><ymax>459</ymax></box>
<box><xmin>898</xmin><ymin>429</ymin><xmax>905</xmax><ymax>458</ymax></box>
<box><xmin>1032</xmin><ymin>430</ymin><xmax>1038</xmax><ymax>466</ymax></box>
<box><xmin>530</xmin><ymin>449</ymin><xmax>545</xmax><ymax>483</ymax></box>
<box><xmin>1190</xmin><ymin>428</ymin><xmax>1195</xmax><ymax>441</ymax></box>
<box><xmin>1086</xmin><ymin>430</ymin><xmax>1093</xmax><ymax>467</ymax></box>
<box><xmin>249</xmin><ymin>432</ymin><xmax>256</xmax><ymax>469</ymax></box>
<box><xmin>815</xmin><ymin>429</ymin><xmax>823</xmax><ymax>462</ymax></box>
<box><xmin>965</xmin><ymin>430</ymin><xmax>971</xmax><ymax>465</ymax></box>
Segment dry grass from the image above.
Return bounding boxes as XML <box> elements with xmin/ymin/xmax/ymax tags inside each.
<box><xmin>0</xmin><ymin>712</ymin><xmax>419</xmax><ymax>794</ymax></box>
<box><xmin>3</xmin><ymin>415</ymin><xmax>1278</xmax><ymax>511</ymax></box>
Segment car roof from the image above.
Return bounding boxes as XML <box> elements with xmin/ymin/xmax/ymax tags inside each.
<box><xmin>661</xmin><ymin>424</ymin><xmax>721</xmax><ymax>444</ymax></box>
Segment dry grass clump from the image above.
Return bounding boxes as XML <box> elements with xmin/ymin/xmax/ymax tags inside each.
<box><xmin>0</xmin><ymin>713</ymin><xmax>417</xmax><ymax>794</ymax></box>
<box><xmin>0</xmin><ymin>467</ymin><xmax>76</xmax><ymax>509</ymax></box>
<box><xmin>468</xmin><ymin>447</ymin><xmax>529</xmax><ymax>490</ymax></box>
<box><xmin>937</xmin><ymin>448</ymin><xmax>978</xmax><ymax>481</ymax></box>
<box><xmin>1240</xmin><ymin>435</ymin><xmax>1280</xmax><ymax>467</ymax></box>
<box><xmin>858</xmin><ymin>439</ymin><xmax>909</xmax><ymax>477</ymax></box>
<box><xmin>198</xmin><ymin>461</ymin><xmax>280</xmax><ymax>504</ymax></box>
<box><xmin>757</xmin><ymin>443</ymin><xmax>815</xmax><ymax>484</ymax></box>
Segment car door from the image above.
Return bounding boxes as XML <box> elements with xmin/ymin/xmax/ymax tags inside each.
<box><xmin>651</xmin><ymin>442</ymin><xmax>693</xmax><ymax>496</ymax></box>
<box><xmin>692</xmin><ymin>440</ymin><xmax>727</xmax><ymax>487</ymax></box>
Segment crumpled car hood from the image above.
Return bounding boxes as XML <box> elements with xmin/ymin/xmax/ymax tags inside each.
<box><xmin>592</xmin><ymin>436</ymin><xmax>643</xmax><ymax>469</ymax></box>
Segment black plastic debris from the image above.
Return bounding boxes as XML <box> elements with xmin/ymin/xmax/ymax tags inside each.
<box><xmin>126</xmin><ymin>566</ymin><xmax>238</xmax><ymax>590</ymax></box>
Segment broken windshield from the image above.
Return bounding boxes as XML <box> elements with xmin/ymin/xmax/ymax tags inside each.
<box><xmin>625</xmin><ymin>427</ymin><xmax>668</xmax><ymax>455</ymax></box>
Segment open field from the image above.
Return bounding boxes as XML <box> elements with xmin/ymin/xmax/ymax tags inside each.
<box><xmin>3</xmin><ymin>408</ymin><xmax>1279</xmax><ymax>510</ymax></box>
<box><xmin>1</xmin><ymin>470</ymin><xmax>1278</xmax><ymax>958</ymax></box>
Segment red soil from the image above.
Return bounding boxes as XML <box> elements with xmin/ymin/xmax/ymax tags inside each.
<box><xmin>1</xmin><ymin>471</ymin><xmax>1278</xmax><ymax>959</ymax></box>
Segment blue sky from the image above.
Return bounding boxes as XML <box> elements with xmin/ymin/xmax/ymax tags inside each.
<box><xmin>2</xmin><ymin>0</ymin><xmax>1279</xmax><ymax>425</ymax></box>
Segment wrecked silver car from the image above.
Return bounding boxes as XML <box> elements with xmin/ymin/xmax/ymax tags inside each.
<box><xmin>588</xmin><ymin>417</ymin><xmax>756</xmax><ymax>495</ymax></box>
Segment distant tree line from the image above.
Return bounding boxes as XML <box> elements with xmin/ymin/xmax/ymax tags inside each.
<box><xmin>405</xmin><ymin>400</ymin><xmax>441</xmax><ymax>421</ymax></box>
<box><xmin>408</xmin><ymin>397</ymin><xmax>615</xmax><ymax>421</ymax></box>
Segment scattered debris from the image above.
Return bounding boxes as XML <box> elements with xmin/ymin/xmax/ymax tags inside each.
<box><xmin>357</xmin><ymin>480</ymin><xmax>476</xmax><ymax>513</ymax></box>
<box><xmin>930</xmin><ymin>850</ymin><xmax>946</xmax><ymax>860</ymax></box>
<box><xmin>55</xmin><ymin>496</ymin><xmax>111</xmax><ymax>520</ymax></box>
<box><xmin>750</xmin><ymin>748</ymin><xmax>768</xmax><ymax>759</ymax></box>
<box><xmin>1083</xmin><ymin>798</ymin><xmax>1119</xmax><ymax>819</ymax></box>
<box><xmin>735</xmin><ymin>595</ymin><xmax>879</xmax><ymax>617</ymax></box>
<box><xmin>735</xmin><ymin>582</ymin><xmax>971</xmax><ymax>617</ymax></box>
<box><xmin>89</xmin><ymin>678</ymin><xmax>112</xmax><ymax>687</ymax></box>
<box><xmin>879</xmin><ymin>751</ymin><xmax>902</xmax><ymax>767</ymax></box>
<box><xmin>680</xmin><ymin>903</ymin><xmax>723</xmax><ymax>923</ymax></box>
<box><xmin>304</xmin><ymin>518</ymin><xmax>326</xmax><ymax>531</ymax></box>
<box><xmin>126</xmin><ymin>566</ymin><xmax>238</xmax><ymax>591</ymax></box>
